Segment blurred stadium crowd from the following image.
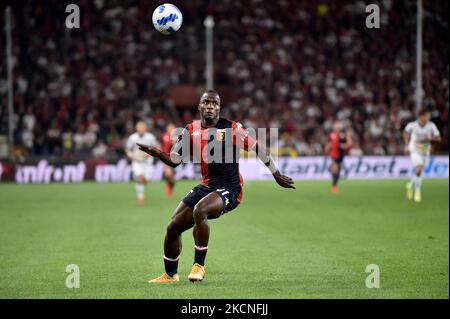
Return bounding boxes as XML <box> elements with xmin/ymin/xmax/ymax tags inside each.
<box><xmin>0</xmin><ymin>0</ymin><xmax>448</xmax><ymax>161</ymax></box>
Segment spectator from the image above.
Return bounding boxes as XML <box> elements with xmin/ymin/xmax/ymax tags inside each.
<box><xmin>92</xmin><ymin>140</ymin><xmax>108</xmax><ymax>159</ymax></box>
<box><xmin>0</xmin><ymin>0</ymin><xmax>447</xmax><ymax>160</ymax></box>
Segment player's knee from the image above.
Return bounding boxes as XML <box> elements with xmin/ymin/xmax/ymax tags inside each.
<box><xmin>416</xmin><ymin>166</ymin><xmax>423</xmax><ymax>176</ymax></box>
<box><xmin>193</xmin><ymin>203</ymin><xmax>208</xmax><ymax>223</ymax></box>
<box><xmin>166</xmin><ymin>221</ymin><xmax>182</xmax><ymax>237</ymax></box>
<box><xmin>136</xmin><ymin>176</ymin><xmax>146</xmax><ymax>184</ymax></box>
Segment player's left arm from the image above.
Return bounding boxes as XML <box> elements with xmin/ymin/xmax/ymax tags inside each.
<box><xmin>233</xmin><ymin>123</ymin><xmax>295</xmax><ymax>189</ymax></box>
<box><xmin>325</xmin><ymin>139</ymin><xmax>331</xmax><ymax>153</ymax></box>
<box><xmin>430</xmin><ymin>123</ymin><xmax>441</xmax><ymax>143</ymax></box>
<box><xmin>419</xmin><ymin>124</ymin><xmax>441</xmax><ymax>144</ymax></box>
<box><xmin>254</xmin><ymin>143</ymin><xmax>296</xmax><ymax>189</ymax></box>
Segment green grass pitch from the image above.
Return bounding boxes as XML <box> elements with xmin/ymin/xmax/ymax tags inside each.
<box><xmin>0</xmin><ymin>179</ymin><xmax>448</xmax><ymax>298</ymax></box>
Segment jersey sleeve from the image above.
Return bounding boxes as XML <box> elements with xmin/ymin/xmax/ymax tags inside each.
<box><xmin>431</xmin><ymin>123</ymin><xmax>440</xmax><ymax>137</ymax></box>
<box><xmin>404</xmin><ymin>122</ymin><xmax>414</xmax><ymax>134</ymax></box>
<box><xmin>171</xmin><ymin>125</ymin><xmax>192</xmax><ymax>158</ymax></box>
<box><xmin>162</xmin><ymin>134</ymin><xmax>171</xmax><ymax>153</ymax></box>
<box><xmin>125</xmin><ymin>135</ymin><xmax>134</xmax><ymax>151</ymax></box>
<box><xmin>232</xmin><ymin>122</ymin><xmax>257</xmax><ymax>151</ymax></box>
<box><xmin>149</xmin><ymin>133</ymin><xmax>159</xmax><ymax>147</ymax></box>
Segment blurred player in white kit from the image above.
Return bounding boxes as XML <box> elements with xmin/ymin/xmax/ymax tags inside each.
<box><xmin>126</xmin><ymin>121</ymin><xmax>159</xmax><ymax>204</ymax></box>
<box><xmin>403</xmin><ymin>108</ymin><xmax>441</xmax><ymax>203</ymax></box>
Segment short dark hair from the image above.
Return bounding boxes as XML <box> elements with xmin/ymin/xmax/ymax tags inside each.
<box><xmin>418</xmin><ymin>108</ymin><xmax>431</xmax><ymax>116</ymax></box>
<box><xmin>200</xmin><ymin>90</ymin><xmax>221</xmax><ymax>103</ymax></box>
<box><xmin>203</xmin><ymin>89</ymin><xmax>219</xmax><ymax>96</ymax></box>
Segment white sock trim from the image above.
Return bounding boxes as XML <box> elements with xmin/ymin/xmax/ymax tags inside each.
<box><xmin>163</xmin><ymin>255</ymin><xmax>179</xmax><ymax>262</ymax></box>
<box><xmin>194</xmin><ymin>245</ymin><xmax>208</xmax><ymax>251</ymax></box>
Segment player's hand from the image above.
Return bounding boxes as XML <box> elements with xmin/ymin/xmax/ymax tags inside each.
<box><xmin>273</xmin><ymin>171</ymin><xmax>296</xmax><ymax>189</ymax></box>
<box><xmin>136</xmin><ymin>143</ymin><xmax>161</xmax><ymax>157</ymax></box>
<box><xmin>404</xmin><ymin>145</ymin><xmax>410</xmax><ymax>155</ymax></box>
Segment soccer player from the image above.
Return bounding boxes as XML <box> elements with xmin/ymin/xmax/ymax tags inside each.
<box><xmin>125</xmin><ymin>121</ymin><xmax>159</xmax><ymax>205</ymax></box>
<box><xmin>162</xmin><ymin>123</ymin><xmax>177</xmax><ymax>197</ymax></box>
<box><xmin>403</xmin><ymin>108</ymin><xmax>441</xmax><ymax>203</ymax></box>
<box><xmin>137</xmin><ymin>90</ymin><xmax>295</xmax><ymax>283</ymax></box>
<box><xmin>327</xmin><ymin>121</ymin><xmax>352</xmax><ymax>193</ymax></box>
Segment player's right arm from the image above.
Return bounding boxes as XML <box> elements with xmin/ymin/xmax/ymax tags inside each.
<box><xmin>402</xmin><ymin>131</ymin><xmax>410</xmax><ymax>153</ymax></box>
<box><xmin>126</xmin><ymin>150</ymin><xmax>135</xmax><ymax>160</ymax></box>
<box><xmin>254</xmin><ymin>142</ymin><xmax>296</xmax><ymax>189</ymax></box>
<box><xmin>125</xmin><ymin>135</ymin><xmax>136</xmax><ymax>160</ymax></box>
<box><xmin>136</xmin><ymin>125</ymin><xmax>191</xmax><ymax>168</ymax></box>
<box><xmin>403</xmin><ymin>123</ymin><xmax>412</xmax><ymax>154</ymax></box>
<box><xmin>136</xmin><ymin>143</ymin><xmax>180</xmax><ymax>168</ymax></box>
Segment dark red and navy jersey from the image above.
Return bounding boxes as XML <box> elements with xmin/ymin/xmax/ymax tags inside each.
<box><xmin>171</xmin><ymin>118</ymin><xmax>257</xmax><ymax>189</ymax></box>
<box><xmin>329</xmin><ymin>131</ymin><xmax>348</xmax><ymax>159</ymax></box>
<box><xmin>162</xmin><ymin>132</ymin><xmax>174</xmax><ymax>154</ymax></box>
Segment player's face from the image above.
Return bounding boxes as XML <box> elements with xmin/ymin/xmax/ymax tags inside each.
<box><xmin>136</xmin><ymin>122</ymin><xmax>147</xmax><ymax>135</ymax></box>
<box><xmin>419</xmin><ymin>112</ymin><xmax>431</xmax><ymax>125</ymax></box>
<box><xmin>167</xmin><ymin>123</ymin><xmax>175</xmax><ymax>134</ymax></box>
<box><xmin>333</xmin><ymin>122</ymin><xmax>342</xmax><ymax>132</ymax></box>
<box><xmin>198</xmin><ymin>94</ymin><xmax>220</xmax><ymax>120</ymax></box>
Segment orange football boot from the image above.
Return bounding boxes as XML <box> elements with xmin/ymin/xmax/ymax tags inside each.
<box><xmin>149</xmin><ymin>273</ymin><xmax>179</xmax><ymax>283</ymax></box>
<box><xmin>188</xmin><ymin>263</ymin><xmax>206</xmax><ymax>282</ymax></box>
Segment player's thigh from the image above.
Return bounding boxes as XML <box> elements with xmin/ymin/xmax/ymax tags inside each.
<box><xmin>135</xmin><ymin>175</ymin><xmax>147</xmax><ymax>184</ymax></box>
<box><xmin>410</xmin><ymin>152</ymin><xmax>426</xmax><ymax>167</ymax></box>
<box><xmin>415</xmin><ymin>165</ymin><xmax>424</xmax><ymax>175</ymax></box>
<box><xmin>336</xmin><ymin>156</ymin><xmax>343</xmax><ymax>169</ymax></box>
<box><xmin>141</xmin><ymin>162</ymin><xmax>153</xmax><ymax>181</ymax></box>
<box><xmin>132</xmin><ymin>162</ymin><xmax>146</xmax><ymax>181</ymax></box>
<box><xmin>330</xmin><ymin>159</ymin><xmax>339</xmax><ymax>172</ymax></box>
<box><xmin>193</xmin><ymin>192</ymin><xmax>224</xmax><ymax>220</ymax></box>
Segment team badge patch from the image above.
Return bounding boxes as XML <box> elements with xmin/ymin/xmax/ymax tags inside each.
<box><xmin>216</xmin><ymin>129</ymin><xmax>226</xmax><ymax>141</ymax></box>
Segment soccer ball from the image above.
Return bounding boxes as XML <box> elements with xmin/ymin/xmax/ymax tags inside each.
<box><xmin>152</xmin><ymin>3</ymin><xmax>183</xmax><ymax>35</ymax></box>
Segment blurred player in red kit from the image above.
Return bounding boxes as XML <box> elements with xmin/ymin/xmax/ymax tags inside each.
<box><xmin>162</xmin><ymin>123</ymin><xmax>177</xmax><ymax>197</ymax></box>
<box><xmin>327</xmin><ymin>121</ymin><xmax>352</xmax><ymax>193</ymax></box>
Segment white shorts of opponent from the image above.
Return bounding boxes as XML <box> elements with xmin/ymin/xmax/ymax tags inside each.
<box><xmin>410</xmin><ymin>151</ymin><xmax>429</xmax><ymax>167</ymax></box>
<box><xmin>132</xmin><ymin>161</ymin><xmax>154</xmax><ymax>180</ymax></box>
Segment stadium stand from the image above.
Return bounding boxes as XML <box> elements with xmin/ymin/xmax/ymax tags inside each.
<box><xmin>0</xmin><ymin>0</ymin><xmax>448</xmax><ymax>160</ymax></box>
